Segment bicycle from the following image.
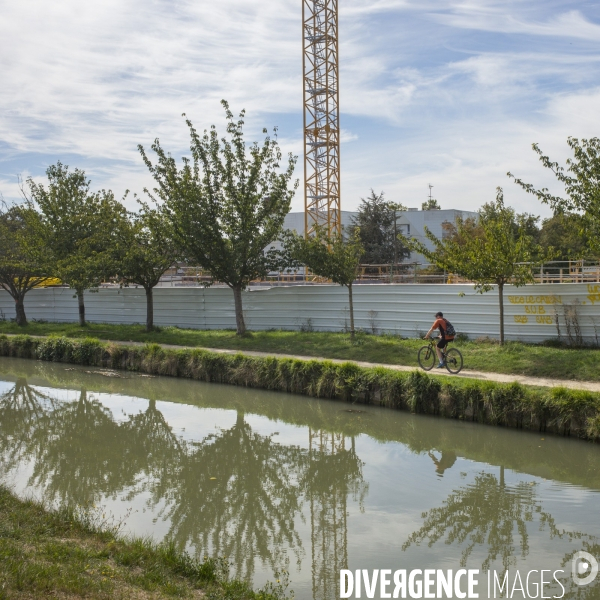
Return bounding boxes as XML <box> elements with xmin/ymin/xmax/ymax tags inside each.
<box><xmin>417</xmin><ymin>338</ymin><xmax>463</xmax><ymax>374</ymax></box>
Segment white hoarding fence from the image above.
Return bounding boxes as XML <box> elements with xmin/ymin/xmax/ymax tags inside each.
<box><xmin>0</xmin><ymin>283</ymin><xmax>598</xmax><ymax>344</ymax></box>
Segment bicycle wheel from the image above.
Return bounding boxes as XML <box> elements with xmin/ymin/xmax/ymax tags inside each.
<box><xmin>445</xmin><ymin>348</ymin><xmax>463</xmax><ymax>374</ymax></box>
<box><xmin>418</xmin><ymin>345</ymin><xmax>436</xmax><ymax>371</ymax></box>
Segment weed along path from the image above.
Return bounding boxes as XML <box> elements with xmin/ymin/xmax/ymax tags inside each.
<box><xmin>148</xmin><ymin>344</ymin><xmax>600</xmax><ymax>392</ymax></box>
<box><xmin>4</xmin><ymin>333</ymin><xmax>599</xmax><ymax>392</ymax></box>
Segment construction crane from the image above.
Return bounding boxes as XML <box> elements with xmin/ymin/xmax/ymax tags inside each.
<box><xmin>302</xmin><ymin>0</ymin><xmax>341</xmax><ymax>238</ymax></box>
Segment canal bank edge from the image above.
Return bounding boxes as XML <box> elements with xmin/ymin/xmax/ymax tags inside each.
<box><xmin>1</xmin><ymin>334</ymin><xmax>599</xmax><ymax>442</ymax></box>
<box><xmin>0</xmin><ymin>485</ymin><xmax>291</xmax><ymax>599</ymax></box>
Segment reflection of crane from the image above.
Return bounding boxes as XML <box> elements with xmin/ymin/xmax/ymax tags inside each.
<box><xmin>307</xmin><ymin>429</ymin><xmax>367</xmax><ymax>600</ymax></box>
<box><xmin>303</xmin><ymin>0</ymin><xmax>341</xmax><ymax>238</ymax></box>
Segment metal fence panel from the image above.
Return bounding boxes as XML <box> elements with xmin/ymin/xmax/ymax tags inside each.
<box><xmin>0</xmin><ymin>283</ymin><xmax>598</xmax><ymax>344</ymax></box>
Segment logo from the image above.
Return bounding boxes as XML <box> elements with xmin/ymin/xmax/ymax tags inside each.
<box><xmin>572</xmin><ymin>551</ymin><xmax>599</xmax><ymax>587</ymax></box>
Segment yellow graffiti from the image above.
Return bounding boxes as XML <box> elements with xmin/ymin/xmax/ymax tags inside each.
<box><xmin>525</xmin><ymin>305</ymin><xmax>546</xmax><ymax>315</ymax></box>
<box><xmin>588</xmin><ymin>284</ymin><xmax>600</xmax><ymax>294</ymax></box>
<box><xmin>588</xmin><ymin>293</ymin><xmax>600</xmax><ymax>305</ymax></box>
<box><xmin>507</xmin><ymin>295</ymin><xmax>562</xmax><ymax>305</ymax></box>
<box><xmin>536</xmin><ymin>315</ymin><xmax>553</xmax><ymax>324</ymax></box>
<box><xmin>514</xmin><ymin>315</ymin><xmax>529</xmax><ymax>324</ymax></box>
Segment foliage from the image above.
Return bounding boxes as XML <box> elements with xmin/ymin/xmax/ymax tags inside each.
<box><xmin>0</xmin><ymin>202</ymin><xmax>52</xmax><ymax>325</ymax></box>
<box><xmin>116</xmin><ymin>202</ymin><xmax>179</xmax><ymax>331</ymax></box>
<box><xmin>409</xmin><ymin>188</ymin><xmax>544</xmax><ymax>344</ymax></box>
<box><xmin>282</xmin><ymin>226</ymin><xmax>364</xmax><ymax>337</ymax></box>
<box><xmin>508</xmin><ymin>137</ymin><xmax>600</xmax><ymax>256</ymax></box>
<box><xmin>421</xmin><ymin>198</ymin><xmax>441</xmax><ymax>210</ymax></box>
<box><xmin>1</xmin><ymin>334</ymin><xmax>599</xmax><ymax>440</ymax></box>
<box><xmin>350</xmin><ymin>190</ymin><xmax>409</xmax><ymax>264</ymax></box>
<box><xmin>539</xmin><ymin>212</ymin><xmax>589</xmax><ymax>261</ymax></box>
<box><xmin>138</xmin><ymin>101</ymin><xmax>298</xmax><ymax>335</ymax></box>
<box><xmin>27</xmin><ymin>162</ymin><xmax>128</xmax><ymax>325</ymax></box>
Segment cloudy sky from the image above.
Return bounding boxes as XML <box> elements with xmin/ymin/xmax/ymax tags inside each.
<box><xmin>1</xmin><ymin>0</ymin><xmax>599</xmax><ymax>217</ymax></box>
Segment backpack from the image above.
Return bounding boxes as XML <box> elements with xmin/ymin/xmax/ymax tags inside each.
<box><xmin>444</xmin><ymin>319</ymin><xmax>456</xmax><ymax>336</ymax></box>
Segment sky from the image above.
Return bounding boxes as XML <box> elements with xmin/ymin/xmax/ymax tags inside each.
<box><xmin>1</xmin><ymin>0</ymin><xmax>599</xmax><ymax>218</ymax></box>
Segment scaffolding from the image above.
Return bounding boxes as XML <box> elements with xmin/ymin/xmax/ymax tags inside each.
<box><xmin>303</xmin><ymin>0</ymin><xmax>341</xmax><ymax>238</ymax></box>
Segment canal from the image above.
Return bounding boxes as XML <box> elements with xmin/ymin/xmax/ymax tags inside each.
<box><xmin>1</xmin><ymin>357</ymin><xmax>599</xmax><ymax>599</ymax></box>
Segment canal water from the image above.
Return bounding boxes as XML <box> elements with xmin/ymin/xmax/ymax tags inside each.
<box><xmin>1</xmin><ymin>357</ymin><xmax>599</xmax><ymax>599</ymax></box>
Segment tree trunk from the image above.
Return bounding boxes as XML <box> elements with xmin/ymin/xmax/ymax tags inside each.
<box><xmin>348</xmin><ymin>283</ymin><xmax>355</xmax><ymax>339</ymax></box>
<box><xmin>232</xmin><ymin>285</ymin><xmax>246</xmax><ymax>336</ymax></box>
<box><xmin>15</xmin><ymin>296</ymin><xmax>27</xmax><ymax>326</ymax></box>
<box><xmin>145</xmin><ymin>286</ymin><xmax>154</xmax><ymax>332</ymax></box>
<box><xmin>498</xmin><ymin>282</ymin><xmax>504</xmax><ymax>345</ymax></box>
<box><xmin>77</xmin><ymin>289</ymin><xmax>86</xmax><ymax>326</ymax></box>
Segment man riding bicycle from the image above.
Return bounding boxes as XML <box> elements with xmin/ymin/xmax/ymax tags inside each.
<box><xmin>424</xmin><ymin>311</ymin><xmax>455</xmax><ymax>368</ymax></box>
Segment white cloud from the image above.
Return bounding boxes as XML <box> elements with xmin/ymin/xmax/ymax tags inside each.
<box><xmin>0</xmin><ymin>0</ymin><xmax>598</xmax><ymax>217</ymax></box>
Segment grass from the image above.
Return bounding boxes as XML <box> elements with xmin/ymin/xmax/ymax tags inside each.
<box><xmin>0</xmin><ymin>321</ymin><xmax>598</xmax><ymax>382</ymax></box>
<box><xmin>1</xmin><ymin>334</ymin><xmax>600</xmax><ymax>441</ymax></box>
<box><xmin>0</xmin><ymin>485</ymin><xmax>291</xmax><ymax>600</ymax></box>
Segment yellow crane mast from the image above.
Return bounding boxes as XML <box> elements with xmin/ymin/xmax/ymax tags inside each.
<box><xmin>302</xmin><ymin>0</ymin><xmax>341</xmax><ymax>238</ymax></box>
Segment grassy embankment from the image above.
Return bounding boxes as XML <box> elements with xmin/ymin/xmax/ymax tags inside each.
<box><xmin>0</xmin><ymin>485</ymin><xmax>289</xmax><ymax>599</ymax></box>
<box><xmin>1</xmin><ymin>334</ymin><xmax>599</xmax><ymax>441</ymax></box>
<box><xmin>0</xmin><ymin>321</ymin><xmax>598</xmax><ymax>381</ymax></box>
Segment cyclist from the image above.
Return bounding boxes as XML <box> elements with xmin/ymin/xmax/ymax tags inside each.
<box><xmin>424</xmin><ymin>311</ymin><xmax>455</xmax><ymax>368</ymax></box>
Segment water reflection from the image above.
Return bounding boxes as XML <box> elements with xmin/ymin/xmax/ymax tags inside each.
<box><xmin>403</xmin><ymin>469</ymin><xmax>558</xmax><ymax>572</ymax></box>
<box><xmin>0</xmin><ymin>361</ymin><xmax>599</xmax><ymax>600</ymax></box>
<box><xmin>0</xmin><ymin>376</ymin><xmax>368</xmax><ymax>595</ymax></box>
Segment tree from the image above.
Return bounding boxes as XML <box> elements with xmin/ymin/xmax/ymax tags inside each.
<box><xmin>421</xmin><ymin>198</ymin><xmax>441</xmax><ymax>210</ymax></box>
<box><xmin>139</xmin><ymin>101</ymin><xmax>297</xmax><ymax>335</ymax></box>
<box><xmin>0</xmin><ymin>203</ymin><xmax>52</xmax><ymax>325</ymax></box>
<box><xmin>539</xmin><ymin>212</ymin><xmax>588</xmax><ymax>261</ymax></box>
<box><xmin>116</xmin><ymin>203</ymin><xmax>178</xmax><ymax>332</ymax></box>
<box><xmin>27</xmin><ymin>163</ymin><xmax>127</xmax><ymax>326</ymax></box>
<box><xmin>283</xmin><ymin>226</ymin><xmax>364</xmax><ymax>338</ymax></box>
<box><xmin>508</xmin><ymin>137</ymin><xmax>600</xmax><ymax>256</ymax></box>
<box><xmin>350</xmin><ymin>190</ymin><xmax>409</xmax><ymax>264</ymax></box>
<box><xmin>409</xmin><ymin>189</ymin><xmax>542</xmax><ymax>344</ymax></box>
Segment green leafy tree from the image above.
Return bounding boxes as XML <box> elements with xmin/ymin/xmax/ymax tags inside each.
<box><xmin>421</xmin><ymin>198</ymin><xmax>441</xmax><ymax>210</ymax></box>
<box><xmin>116</xmin><ymin>203</ymin><xmax>178</xmax><ymax>332</ymax></box>
<box><xmin>283</xmin><ymin>226</ymin><xmax>364</xmax><ymax>338</ymax></box>
<box><xmin>27</xmin><ymin>163</ymin><xmax>127</xmax><ymax>326</ymax></box>
<box><xmin>539</xmin><ymin>212</ymin><xmax>588</xmax><ymax>261</ymax></box>
<box><xmin>410</xmin><ymin>189</ymin><xmax>542</xmax><ymax>344</ymax></box>
<box><xmin>0</xmin><ymin>203</ymin><xmax>52</xmax><ymax>325</ymax></box>
<box><xmin>138</xmin><ymin>101</ymin><xmax>298</xmax><ymax>335</ymax></box>
<box><xmin>508</xmin><ymin>137</ymin><xmax>600</xmax><ymax>256</ymax></box>
<box><xmin>351</xmin><ymin>190</ymin><xmax>409</xmax><ymax>264</ymax></box>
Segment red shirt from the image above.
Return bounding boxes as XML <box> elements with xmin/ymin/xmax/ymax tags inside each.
<box><xmin>432</xmin><ymin>318</ymin><xmax>454</xmax><ymax>339</ymax></box>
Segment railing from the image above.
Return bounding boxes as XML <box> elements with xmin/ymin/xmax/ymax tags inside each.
<box><xmin>148</xmin><ymin>260</ymin><xmax>600</xmax><ymax>287</ymax></box>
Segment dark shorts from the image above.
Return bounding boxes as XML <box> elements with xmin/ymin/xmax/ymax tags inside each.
<box><xmin>437</xmin><ymin>337</ymin><xmax>451</xmax><ymax>349</ymax></box>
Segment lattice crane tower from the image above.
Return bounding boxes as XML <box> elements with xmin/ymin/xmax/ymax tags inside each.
<box><xmin>302</xmin><ymin>0</ymin><xmax>341</xmax><ymax>238</ymax></box>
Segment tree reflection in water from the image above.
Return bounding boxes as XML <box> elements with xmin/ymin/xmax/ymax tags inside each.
<box><xmin>403</xmin><ymin>468</ymin><xmax>560</xmax><ymax>573</ymax></box>
<box><xmin>0</xmin><ymin>380</ymin><xmax>368</xmax><ymax>597</ymax></box>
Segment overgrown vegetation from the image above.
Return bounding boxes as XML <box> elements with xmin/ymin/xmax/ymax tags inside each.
<box><xmin>0</xmin><ymin>485</ymin><xmax>292</xmax><ymax>599</ymax></box>
<box><xmin>1</xmin><ymin>334</ymin><xmax>599</xmax><ymax>440</ymax></box>
<box><xmin>0</xmin><ymin>322</ymin><xmax>597</xmax><ymax>382</ymax></box>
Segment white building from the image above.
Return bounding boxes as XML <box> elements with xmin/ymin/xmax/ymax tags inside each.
<box><xmin>281</xmin><ymin>208</ymin><xmax>478</xmax><ymax>264</ymax></box>
<box><xmin>396</xmin><ymin>208</ymin><xmax>478</xmax><ymax>263</ymax></box>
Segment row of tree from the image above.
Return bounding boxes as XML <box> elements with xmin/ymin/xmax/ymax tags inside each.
<box><xmin>0</xmin><ymin>99</ymin><xmax>598</xmax><ymax>342</ymax></box>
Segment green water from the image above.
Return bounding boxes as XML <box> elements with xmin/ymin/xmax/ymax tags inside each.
<box><xmin>1</xmin><ymin>357</ymin><xmax>599</xmax><ymax>599</ymax></box>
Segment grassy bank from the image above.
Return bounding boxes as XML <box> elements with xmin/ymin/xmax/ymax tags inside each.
<box><xmin>0</xmin><ymin>321</ymin><xmax>598</xmax><ymax>381</ymax></box>
<box><xmin>1</xmin><ymin>334</ymin><xmax>599</xmax><ymax>441</ymax></box>
<box><xmin>0</xmin><ymin>485</ymin><xmax>289</xmax><ymax>600</ymax></box>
